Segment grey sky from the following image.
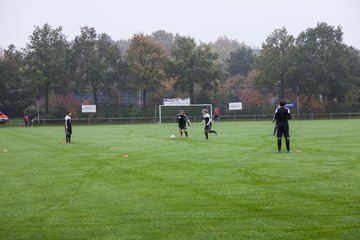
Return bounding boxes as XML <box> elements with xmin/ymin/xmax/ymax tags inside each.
<box><xmin>1</xmin><ymin>0</ymin><xmax>359</xmax><ymax>49</ymax></box>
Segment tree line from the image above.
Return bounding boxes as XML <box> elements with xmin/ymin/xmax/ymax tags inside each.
<box><xmin>0</xmin><ymin>22</ymin><xmax>359</xmax><ymax>118</ymax></box>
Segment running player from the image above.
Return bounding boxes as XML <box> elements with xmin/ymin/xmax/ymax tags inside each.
<box><xmin>273</xmin><ymin>100</ymin><xmax>291</xmax><ymax>153</ymax></box>
<box><xmin>176</xmin><ymin>110</ymin><xmax>191</xmax><ymax>139</ymax></box>
<box><xmin>202</xmin><ymin>109</ymin><xmax>217</xmax><ymax>140</ymax></box>
<box><xmin>65</xmin><ymin>111</ymin><xmax>72</xmax><ymax>143</ymax></box>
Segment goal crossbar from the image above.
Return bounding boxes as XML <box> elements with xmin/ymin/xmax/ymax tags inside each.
<box><xmin>158</xmin><ymin>104</ymin><xmax>212</xmax><ymax>124</ymax></box>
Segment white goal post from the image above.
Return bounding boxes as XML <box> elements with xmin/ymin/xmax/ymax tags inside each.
<box><xmin>158</xmin><ymin>104</ymin><xmax>212</xmax><ymax>124</ymax></box>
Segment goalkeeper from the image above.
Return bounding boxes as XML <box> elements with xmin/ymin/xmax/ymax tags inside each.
<box><xmin>273</xmin><ymin>100</ymin><xmax>291</xmax><ymax>153</ymax></box>
<box><xmin>176</xmin><ymin>110</ymin><xmax>191</xmax><ymax>139</ymax></box>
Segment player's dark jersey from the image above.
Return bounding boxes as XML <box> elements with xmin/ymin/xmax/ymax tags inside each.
<box><xmin>274</xmin><ymin>107</ymin><xmax>291</xmax><ymax>123</ymax></box>
<box><xmin>176</xmin><ymin>114</ymin><xmax>189</xmax><ymax>129</ymax></box>
<box><xmin>274</xmin><ymin>106</ymin><xmax>291</xmax><ymax>138</ymax></box>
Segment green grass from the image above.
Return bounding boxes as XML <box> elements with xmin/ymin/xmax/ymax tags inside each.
<box><xmin>1</xmin><ymin>120</ymin><xmax>359</xmax><ymax>240</ymax></box>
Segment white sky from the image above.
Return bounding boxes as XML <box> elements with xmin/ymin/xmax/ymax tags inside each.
<box><xmin>1</xmin><ymin>0</ymin><xmax>359</xmax><ymax>49</ymax></box>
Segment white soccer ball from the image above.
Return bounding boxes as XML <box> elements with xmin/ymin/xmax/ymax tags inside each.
<box><xmin>170</xmin><ymin>134</ymin><xmax>176</xmax><ymax>140</ymax></box>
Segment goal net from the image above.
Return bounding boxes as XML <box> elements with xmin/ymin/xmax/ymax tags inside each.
<box><xmin>158</xmin><ymin>104</ymin><xmax>212</xmax><ymax>124</ymax></box>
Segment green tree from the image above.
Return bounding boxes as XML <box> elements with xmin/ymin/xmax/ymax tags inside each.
<box><xmin>151</xmin><ymin>30</ymin><xmax>175</xmax><ymax>54</ymax></box>
<box><xmin>98</xmin><ymin>34</ymin><xmax>129</xmax><ymax>106</ymax></box>
<box><xmin>255</xmin><ymin>27</ymin><xmax>295</xmax><ymax>99</ymax></box>
<box><xmin>116</xmin><ymin>39</ymin><xmax>131</xmax><ymax>58</ymax></box>
<box><xmin>97</xmin><ymin>33</ymin><xmax>125</xmax><ymax>88</ymax></box>
<box><xmin>0</xmin><ymin>45</ymin><xmax>31</xmax><ymax>116</ymax></box>
<box><xmin>72</xmin><ymin>27</ymin><xmax>122</xmax><ymax>106</ymax></box>
<box><xmin>209</xmin><ymin>36</ymin><xmax>243</xmax><ymax>66</ymax></box>
<box><xmin>125</xmin><ymin>33</ymin><xmax>167</xmax><ymax>108</ymax></box>
<box><xmin>295</xmin><ymin>23</ymin><xmax>350</xmax><ymax>103</ymax></box>
<box><xmin>71</xmin><ymin>26</ymin><xmax>99</xmax><ymax>104</ymax></box>
<box><xmin>343</xmin><ymin>46</ymin><xmax>360</xmax><ymax>107</ymax></box>
<box><xmin>24</xmin><ymin>23</ymin><xmax>69</xmax><ymax>114</ymax></box>
<box><xmin>227</xmin><ymin>46</ymin><xmax>254</xmax><ymax>77</ymax></box>
<box><xmin>167</xmin><ymin>36</ymin><xmax>225</xmax><ymax>102</ymax></box>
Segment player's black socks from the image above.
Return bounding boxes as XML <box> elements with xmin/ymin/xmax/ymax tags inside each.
<box><xmin>66</xmin><ymin>134</ymin><xmax>71</xmax><ymax>143</ymax></box>
<box><xmin>185</xmin><ymin>131</ymin><xmax>188</xmax><ymax>137</ymax></box>
<box><xmin>209</xmin><ymin>130</ymin><xmax>217</xmax><ymax>135</ymax></box>
<box><xmin>286</xmin><ymin>138</ymin><xmax>290</xmax><ymax>152</ymax></box>
<box><xmin>205</xmin><ymin>132</ymin><xmax>208</xmax><ymax>139</ymax></box>
<box><xmin>277</xmin><ymin>138</ymin><xmax>282</xmax><ymax>151</ymax></box>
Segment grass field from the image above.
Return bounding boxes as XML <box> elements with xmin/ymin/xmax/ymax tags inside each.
<box><xmin>1</xmin><ymin>120</ymin><xmax>359</xmax><ymax>240</ymax></box>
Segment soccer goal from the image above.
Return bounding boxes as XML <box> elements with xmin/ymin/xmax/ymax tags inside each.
<box><xmin>158</xmin><ymin>104</ymin><xmax>212</xmax><ymax>124</ymax></box>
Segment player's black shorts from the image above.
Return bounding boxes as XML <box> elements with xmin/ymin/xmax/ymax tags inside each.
<box><xmin>204</xmin><ymin>123</ymin><xmax>212</xmax><ymax>133</ymax></box>
<box><xmin>178</xmin><ymin>123</ymin><xmax>187</xmax><ymax>130</ymax></box>
<box><xmin>65</xmin><ymin>126</ymin><xmax>72</xmax><ymax>135</ymax></box>
<box><xmin>276</xmin><ymin>122</ymin><xmax>289</xmax><ymax>138</ymax></box>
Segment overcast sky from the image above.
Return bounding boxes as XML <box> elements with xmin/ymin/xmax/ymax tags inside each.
<box><xmin>1</xmin><ymin>0</ymin><xmax>359</xmax><ymax>49</ymax></box>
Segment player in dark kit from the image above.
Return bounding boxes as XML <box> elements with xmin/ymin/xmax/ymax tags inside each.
<box><xmin>273</xmin><ymin>100</ymin><xmax>291</xmax><ymax>153</ymax></box>
<box><xmin>202</xmin><ymin>109</ymin><xmax>217</xmax><ymax>140</ymax></box>
<box><xmin>176</xmin><ymin>110</ymin><xmax>191</xmax><ymax>139</ymax></box>
<box><xmin>65</xmin><ymin>111</ymin><xmax>72</xmax><ymax>143</ymax></box>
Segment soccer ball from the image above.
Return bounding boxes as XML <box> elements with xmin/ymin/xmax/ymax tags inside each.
<box><xmin>170</xmin><ymin>134</ymin><xmax>176</xmax><ymax>140</ymax></box>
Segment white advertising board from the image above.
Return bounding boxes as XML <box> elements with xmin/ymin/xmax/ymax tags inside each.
<box><xmin>229</xmin><ymin>102</ymin><xmax>243</xmax><ymax>110</ymax></box>
<box><xmin>163</xmin><ymin>98</ymin><xmax>190</xmax><ymax>106</ymax></box>
<box><xmin>81</xmin><ymin>105</ymin><xmax>96</xmax><ymax>113</ymax></box>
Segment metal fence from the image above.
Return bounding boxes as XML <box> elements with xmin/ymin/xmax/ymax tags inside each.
<box><xmin>22</xmin><ymin>112</ymin><xmax>360</xmax><ymax>126</ymax></box>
